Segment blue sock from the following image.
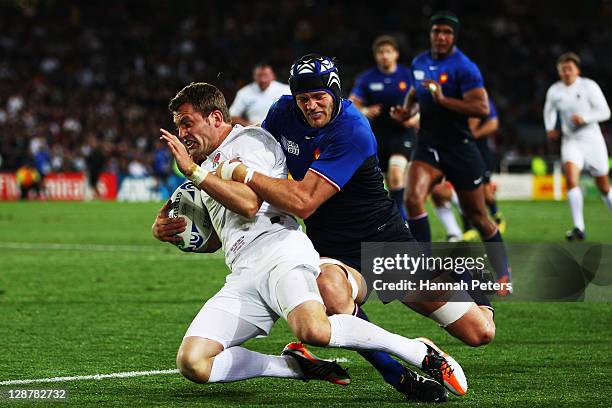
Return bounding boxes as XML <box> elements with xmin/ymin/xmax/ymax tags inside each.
<box><xmin>488</xmin><ymin>200</ymin><xmax>498</xmax><ymax>217</ymax></box>
<box><xmin>408</xmin><ymin>214</ymin><xmax>431</xmax><ymax>242</ymax></box>
<box><xmin>354</xmin><ymin>305</ymin><xmax>406</xmax><ymax>389</ymax></box>
<box><xmin>483</xmin><ymin>230</ymin><xmax>511</xmax><ymax>279</ymax></box>
<box><xmin>389</xmin><ymin>188</ymin><xmax>408</xmax><ymax>220</ymax></box>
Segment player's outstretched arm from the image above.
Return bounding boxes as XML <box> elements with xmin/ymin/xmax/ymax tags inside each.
<box><xmin>160</xmin><ymin>129</ymin><xmax>263</xmax><ymax>218</ymax></box>
<box><xmin>218</xmin><ymin>161</ymin><xmax>337</xmax><ymax>219</ymax></box>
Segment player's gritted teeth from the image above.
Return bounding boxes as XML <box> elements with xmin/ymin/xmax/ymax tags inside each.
<box><xmin>183</xmin><ymin>137</ymin><xmax>198</xmax><ymax>153</ymax></box>
<box><xmin>309</xmin><ymin>111</ymin><xmax>324</xmax><ymax>121</ymax></box>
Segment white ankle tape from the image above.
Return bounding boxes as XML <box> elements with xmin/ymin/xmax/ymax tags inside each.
<box><xmin>389</xmin><ymin>155</ymin><xmax>408</xmax><ymax>171</ymax></box>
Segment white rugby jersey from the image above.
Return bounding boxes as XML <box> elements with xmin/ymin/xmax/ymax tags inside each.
<box><xmin>543</xmin><ymin>76</ymin><xmax>610</xmax><ymax>141</ymax></box>
<box><xmin>199</xmin><ymin>125</ymin><xmax>299</xmax><ymax>268</ymax></box>
<box><xmin>229</xmin><ymin>81</ymin><xmax>290</xmax><ymax>124</ymax></box>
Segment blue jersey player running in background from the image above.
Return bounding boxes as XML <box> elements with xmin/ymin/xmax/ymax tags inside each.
<box><xmin>465</xmin><ymin>99</ymin><xmax>506</xmax><ymax>236</ymax></box>
<box><xmin>431</xmin><ymin>98</ymin><xmax>507</xmax><ymax>241</ymax></box>
<box><xmin>349</xmin><ymin>35</ymin><xmax>418</xmax><ymax>220</ymax></box>
<box><xmin>219</xmin><ymin>53</ymin><xmax>495</xmax><ymax>400</ymax></box>
<box><xmin>391</xmin><ymin>10</ymin><xmax>512</xmax><ymax>295</ymax></box>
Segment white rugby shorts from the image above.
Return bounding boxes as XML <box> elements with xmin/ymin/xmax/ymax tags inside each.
<box><xmin>562</xmin><ymin>136</ymin><xmax>609</xmax><ymax>177</ymax></box>
<box><xmin>183</xmin><ymin>229</ymin><xmax>323</xmax><ymax>347</ymax></box>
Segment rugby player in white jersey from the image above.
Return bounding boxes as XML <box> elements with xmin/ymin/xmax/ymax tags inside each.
<box><xmin>152</xmin><ymin>82</ymin><xmax>466</xmax><ymax>399</ymax></box>
<box><xmin>543</xmin><ymin>52</ymin><xmax>612</xmax><ymax>240</ymax></box>
<box><xmin>229</xmin><ymin>62</ymin><xmax>290</xmax><ymax>126</ymax></box>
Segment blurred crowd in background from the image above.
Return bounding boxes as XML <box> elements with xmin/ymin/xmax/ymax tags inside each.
<box><xmin>1</xmin><ymin>0</ymin><xmax>610</xmax><ymax>184</ymax></box>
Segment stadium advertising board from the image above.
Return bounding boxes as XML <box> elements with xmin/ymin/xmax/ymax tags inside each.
<box><xmin>0</xmin><ymin>173</ymin><xmax>19</xmax><ymax>201</ymax></box>
<box><xmin>0</xmin><ymin>172</ymin><xmax>117</xmax><ymax>200</ymax></box>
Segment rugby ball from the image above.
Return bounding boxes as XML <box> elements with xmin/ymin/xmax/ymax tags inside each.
<box><xmin>168</xmin><ymin>181</ymin><xmax>213</xmax><ymax>252</ymax></box>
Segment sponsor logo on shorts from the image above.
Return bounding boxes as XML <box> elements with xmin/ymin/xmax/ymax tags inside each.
<box><xmin>229</xmin><ymin>236</ymin><xmax>246</xmax><ymax>255</ymax></box>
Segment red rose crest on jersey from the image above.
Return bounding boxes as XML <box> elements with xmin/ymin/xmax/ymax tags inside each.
<box><xmin>439</xmin><ymin>73</ymin><xmax>449</xmax><ymax>84</ymax></box>
<box><xmin>212</xmin><ymin>152</ymin><xmax>222</xmax><ymax>168</ymax></box>
<box><xmin>314</xmin><ymin>148</ymin><xmax>321</xmax><ymax>160</ymax></box>
<box><xmin>399</xmin><ymin>81</ymin><xmax>407</xmax><ymax>91</ymax></box>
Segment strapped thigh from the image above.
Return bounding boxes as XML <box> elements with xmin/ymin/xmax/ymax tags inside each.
<box><xmin>320</xmin><ymin>258</ymin><xmax>359</xmax><ymax>300</ymax></box>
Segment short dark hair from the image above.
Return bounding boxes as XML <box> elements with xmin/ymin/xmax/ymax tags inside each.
<box><xmin>372</xmin><ymin>35</ymin><xmax>398</xmax><ymax>54</ymax></box>
<box><xmin>557</xmin><ymin>52</ymin><xmax>581</xmax><ymax>67</ymax></box>
<box><xmin>254</xmin><ymin>61</ymin><xmax>273</xmax><ymax>71</ymax></box>
<box><xmin>168</xmin><ymin>82</ymin><xmax>230</xmax><ymax>122</ymax></box>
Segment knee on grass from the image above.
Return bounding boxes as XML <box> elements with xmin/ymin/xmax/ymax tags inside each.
<box><xmin>177</xmin><ymin>353</ymin><xmax>214</xmax><ymax>383</ymax></box>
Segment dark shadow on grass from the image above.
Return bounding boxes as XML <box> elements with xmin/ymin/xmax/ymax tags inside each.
<box><xmin>166</xmin><ymin>383</ymin><xmax>408</xmax><ymax>406</ymax></box>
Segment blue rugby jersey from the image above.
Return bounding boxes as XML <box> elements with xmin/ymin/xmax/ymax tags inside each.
<box><xmin>475</xmin><ymin>99</ymin><xmax>498</xmax><ymax>150</ymax></box>
<box><xmin>487</xmin><ymin>99</ymin><xmax>498</xmax><ymax>121</ymax></box>
<box><xmin>351</xmin><ymin>65</ymin><xmax>412</xmax><ymax>136</ymax></box>
<box><xmin>262</xmin><ymin>96</ymin><xmax>400</xmax><ymax>257</ymax></box>
<box><xmin>411</xmin><ymin>48</ymin><xmax>485</xmax><ymax>146</ymax></box>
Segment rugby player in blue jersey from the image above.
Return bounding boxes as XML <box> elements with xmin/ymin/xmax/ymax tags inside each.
<box><xmin>464</xmin><ymin>100</ymin><xmax>506</xmax><ymax>236</ymax></box>
<box><xmin>433</xmin><ymin>99</ymin><xmax>506</xmax><ymax>241</ymax></box>
<box><xmin>391</xmin><ymin>11</ymin><xmax>512</xmax><ymax>295</ymax></box>
<box><xmin>349</xmin><ymin>35</ymin><xmax>418</xmax><ymax>220</ymax></box>
<box><xmin>219</xmin><ymin>53</ymin><xmax>496</xmax><ymax>401</ymax></box>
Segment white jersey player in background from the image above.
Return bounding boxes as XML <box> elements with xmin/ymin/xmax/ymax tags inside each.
<box><xmin>543</xmin><ymin>52</ymin><xmax>612</xmax><ymax>241</ymax></box>
<box><xmin>229</xmin><ymin>62</ymin><xmax>290</xmax><ymax>126</ymax></box>
<box><xmin>153</xmin><ymin>82</ymin><xmax>466</xmax><ymax>398</ymax></box>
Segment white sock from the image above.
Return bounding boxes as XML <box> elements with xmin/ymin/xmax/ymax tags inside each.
<box><xmin>434</xmin><ymin>203</ymin><xmax>463</xmax><ymax>237</ymax></box>
<box><xmin>602</xmin><ymin>190</ymin><xmax>612</xmax><ymax>212</ymax></box>
<box><xmin>567</xmin><ymin>187</ymin><xmax>585</xmax><ymax>231</ymax></box>
<box><xmin>327</xmin><ymin>314</ymin><xmax>428</xmax><ymax>368</ymax></box>
<box><xmin>208</xmin><ymin>346</ymin><xmax>301</xmax><ymax>383</ymax></box>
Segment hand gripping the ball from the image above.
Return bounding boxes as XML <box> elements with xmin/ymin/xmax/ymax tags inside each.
<box><xmin>152</xmin><ymin>199</ymin><xmax>187</xmax><ymax>244</ymax></box>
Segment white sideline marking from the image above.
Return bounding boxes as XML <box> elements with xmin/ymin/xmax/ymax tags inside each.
<box><xmin>0</xmin><ymin>369</ymin><xmax>179</xmax><ymax>385</ymax></box>
<box><xmin>0</xmin><ymin>242</ymin><xmax>159</xmax><ymax>253</ymax></box>
<box><xmin>0</xmin><ymin>242</ymin><xmax>224</xmax><ymax>259</ymax></box>
<box><xmin>0</xmin><ymin>359</ymin><xmax>351</xmax><ymax>385</ymax></box>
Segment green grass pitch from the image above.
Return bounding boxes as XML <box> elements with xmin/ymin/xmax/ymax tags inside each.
<box><xmin>0</xmin><ymin>200</ymin><xmax>610</xmax><ymax>407</ymax></box>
